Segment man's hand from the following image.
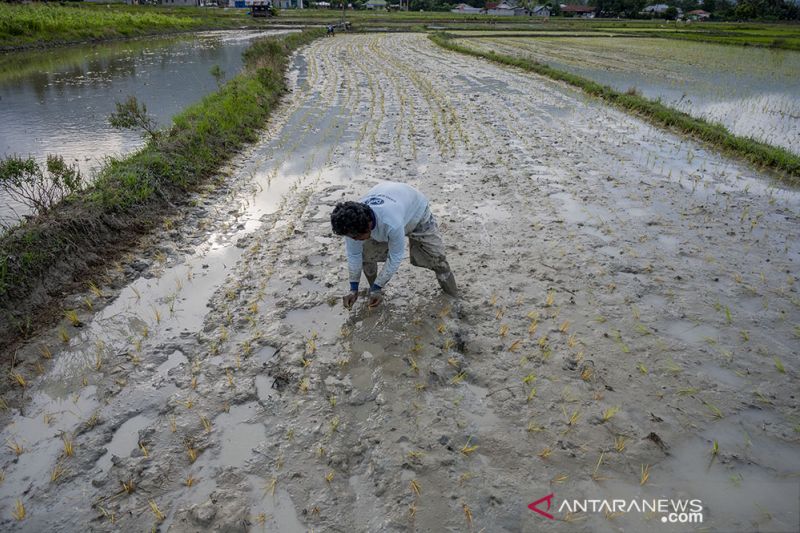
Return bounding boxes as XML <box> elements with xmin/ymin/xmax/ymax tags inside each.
<box><xmin>342</xmin><ymin>290</ymin><xmax>359</xmax><ymax>309</ymax></box>
<box><xmin>367</xmin><ymin>290</ymin><xmax>383</xmax><ymax>308</ymax></box>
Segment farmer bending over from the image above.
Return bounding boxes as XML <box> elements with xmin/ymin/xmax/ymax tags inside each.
<box><xmin>331</xmin><ymin>181</ymin><xmax>458</xmax><ymax>308</ymax></box>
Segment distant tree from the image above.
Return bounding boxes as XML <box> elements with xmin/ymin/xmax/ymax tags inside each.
<box><xmin>732</xmin><ymin>0</ymin><xmax>798</xmax><ymax>19</ymax></box>
<box><xmin>590</xmin><ymin>0</ymin><xmax>646</xmax><ymax>17</ymax></box>
<box><xmin>664</xmin><ymin>5</ymin><xmax>679</xmax><ymax>17</ymax></box>
<box><xmin>700</xmin><ymin>0</ymin><xmax>715</xmax><ymax>11</ymax></box>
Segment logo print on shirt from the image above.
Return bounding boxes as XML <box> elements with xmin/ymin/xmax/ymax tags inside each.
<box><xmin>364</xmin><ymin>197</ymin><xmax>384</xmax><ymax>206</ymax></box>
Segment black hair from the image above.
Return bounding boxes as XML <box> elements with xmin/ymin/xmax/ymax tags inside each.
<box><xmin>331</xmin><ymin>201</ymin><xmax>372</xmax><ymax>236</ymax></box>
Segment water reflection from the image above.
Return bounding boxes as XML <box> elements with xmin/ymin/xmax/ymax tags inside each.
<box><xmin>0</xmin><ymin>29</ymin><xmax>295</xmax><ymax>223</ymax></box>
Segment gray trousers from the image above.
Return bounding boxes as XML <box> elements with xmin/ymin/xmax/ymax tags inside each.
<box><xmin>362</xmin><ymin>210</ymin><xmax>457</xmax><ymax>295</ymax></box>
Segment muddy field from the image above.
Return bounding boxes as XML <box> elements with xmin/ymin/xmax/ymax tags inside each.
<box><xmin>453</xmin><ymin>36</ymin><xmax>800</xmax><ymax>155</ymax></box>
<box><xmin>1</xmin><ymin>33</ymin><xmax>799</xmax><ymax>532</ymax></box>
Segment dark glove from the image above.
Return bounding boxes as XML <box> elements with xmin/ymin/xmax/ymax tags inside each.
<box><xmin>343</xmin><ymin>290</ymin><xmax>358</xmax><ymax>309</ymax></box>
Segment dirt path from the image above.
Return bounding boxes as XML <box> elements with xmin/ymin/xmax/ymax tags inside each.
<box><xmin>1</xmin><ymin>33</ymin><xmax>799</xmax><ymax>532</ymax></box>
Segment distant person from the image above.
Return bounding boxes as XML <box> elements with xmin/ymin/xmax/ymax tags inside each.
<box><xmin>331</xmin><ymin>182</ymin><xmax>458</xmax><ymax>309</ymax></box>
<box><xmin>326</xmin><ymin>24</ymin><xmax>335</xmax><ymax>36</ymax></box>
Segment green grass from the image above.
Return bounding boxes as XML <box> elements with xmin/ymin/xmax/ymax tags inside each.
<box><xmin>0</xmin><ymin>28</ymin><xmax>324</xmax><ymax>349</ymax></box>
<box><xmin>0</xmin><ymin>3</ymin><xmax>250</xmax><ymax>49</ymax></box>
<box><xmin>430</xmin><ymin>32</ymin><xmax>800</xmax><ymax>183</ymax></box>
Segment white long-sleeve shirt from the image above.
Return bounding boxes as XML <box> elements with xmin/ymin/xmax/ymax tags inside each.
<box><xmin>345</xmin><ymin>182</ymin><xmax>429</xmax><ymax>289</ymax></box>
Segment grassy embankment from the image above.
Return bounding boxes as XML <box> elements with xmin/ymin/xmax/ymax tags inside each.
<box><xmin>0</xmin><ymin>28</ymin><xmax>324</xmax><ymax>347</ymax></box>
<box><xmin>430</xmin><ymin>32</ymin><xmax>800</xmax><ymax>183</ymax></box>
<box><xmin>0</xmin><ymin>3</ymin><xmax>251</xmax><ymax>50</ymax></box>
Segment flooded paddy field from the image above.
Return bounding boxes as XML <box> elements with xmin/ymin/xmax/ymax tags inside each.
<box><xmin>1</xmin><ymin>33</ymin><xmax>799</xmax><ymax>532</ymax></box>
<box><xmin>0</xmin><ymin>29</ymin><xmax>296</xmax><ymax>224</ymax></box>
<box><xmin>454</xmin><ymin>36</ymin><xmax>800</xmax><ymax>155</ymax></box>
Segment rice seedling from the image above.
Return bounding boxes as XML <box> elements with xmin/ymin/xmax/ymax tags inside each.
<box><xmin>563</xmin><ymin>406</ymin><xmax>580</xmax><ymax>427</ymax></box>
<box><xmin>12</xmin><ymin>499</ymin><xmax>25</xmax><ymax>521</ymax></box>
<box><xmin>538</xmin><ymin>447</ymin><xmax>552</xmax><ymax>459</ymax></box>
<box><xmin>740</xmin><ymin>330</ymin><xmax>750</xmax><ymax>342</ymax></box>
<box><xmin>528</xmin><ymin>321</ymin><xmax>538</xmax><ymax>335</ymax></box>
<box><xmin>187</xmin><ymin>445</ymin><xmax>198</xmax><ymax>463</ymax></box>
<box><xmin>62</xmin><ymin>434</ymin><xmax>74</xmax><ymax>457</ymax></box>
<box><xmin>265</xmin><ymin>477</ymin><xmax>278</xmax><ymax>497</ymax></box>
<box><xmin>499</xmin><ymin>324</ymin><xmax>509</xmax><ymax>337</ymax></box>
<box><xmin>704</xmin><ymin>401</ymin><xmax>724</xmax><ymax>419</ymax></box>
<box><xmin>450</xmin><ymin>372</ymin><xmax>466</xmax><ymax>385</ymax></box>
<box><xmin>200</xmin><ymin>415</ymin><xmax>212</xmax><ymax>433</ymax></box>
<box><xmin>59</xmin><ymin>327</ymin><xmax>70</xmax><ymax>344</ymax></box>
<box><xmin>753</xmin><ymin>390</ymin><xmax>773</xmax><ymax>405</ymax></box>
<box><xmin>88</xmin><ymin>281</ymin><xmax>104</xmax><ymax>298</ymax></box>
<box><xmin>592</xmin><ymin>451</ymin><xmax>607</xmax><ymax>481</ymax></box>
<box><xmin>711</xmin><ymin>440</ymin><xmax>719</xmax><ymax>457</ymax></box>
<box><xmin>299</xmin><ymin>378</ymin><xmax>310</xmax><ymax>393</ymax></box>
<box><xmin>325</xmin><ymin>471</ymin><xmax>334</xmax><ymax>483</ymax></box>
<box><xmin>39</xmin><ymin>344</ymin><xmax>52</xmax><ymax>359</ymax></box>
<box><xmin>567</xmin><ymin>334</ymin><xmax>578</xmax><ymax>348</ymax></box>
<box><xmin>415</xmin><ymin>383</ymin><xmax>426</xmax><ymax>392</ymax></box>
<box><xmin>640</xmin><ymin>464</ymin><xmax>651</xmax><ymax>485</ymax></box>
<box><xmin>508</xmin><ymin>339</ymin><xmax>522</xmax><ymax>352</ymax></box>
<box><xmin>559</xmin><ymin>320</ymin><xmax>570</xmax><ymax>333</ymax></box>
<box><xmin>97</xmin><ymin>505</ymin><xmax>116</xmax><ymax>524</ymax></box>
<box><xmin>774</xmin><ymin>357</ymin><xmax>786</xmax><ymax>373</ymax></box>
<box><xmin>141</xmin><ymin>325</ymin><xmax>149</xmax><ymax>339</ymax></box>
<box><xmin>226</xmin><ymin>369</ymin><xmax>234</xmax><ymax>387</ymax></box>
<box><xmin>410</xmin><ymin>479</ymin><xmax>422</xmax><ymax>496</ymax></box>
<box><xmin>7</xmin><ymin>439</ymin><xmax>23</xmax><ymax>456</ymax></box>
<box><xmin>286</xmin><ymin>429</ymin><xmax>295</xmax><ymax>440</ymax></box>
<box><xmin>329</xmin><ymin>417</ymin><xmax>340</xmax><ymax>434</ymax></box>
<box><xmin>463</xmin><ymin>503</ymin><xmax>473</xmax><ymax>528</ymax></box>
<box><xmin>527</xmin><ymin>388</ymin><xmax>537</xmax><ymax>402</ymax></box>
<box><xmin>602</xmin><ymin>406</ymin><xmax>620</xmax><ymax>422</ymax></box>
<box><xmin>10</xmin><ymin>370</ymin><xmax>26</xmax><ymax>388</ymax></box>
<box><xmin>461</xmin><ymin>436</ymin><xmax>479</xmax><ymax>456</ymax></box>
<box><xmin>121</xmin><ymin>480</ymin><xmax>135</xmax><ymax>494</ymax></box>
<box><xmin>552</xmin><ymin>474</ymin><xmax>569</xmax><ymax>484</ymax></box>
<box><xmin>580</xmin><ymin>366</ymin><xmax>593</xmax><ymax>382</ymax></box>
<box><xmin>51</xmin><ymin>461</ymin><xmax>68</xmax><ymax>483</ymax></box>
<box><xmin>545</xmin><ymin>291</ymin><xmax>555</xmax><ymax>307</ymax></box>
<box><xmin>131</xmin><ymin>286</ymin><xmax>141</xmax><ymax>302</ymax></box>
<box><xmin>64</xmin><ymin>309</ymin><xmax>81</xmax><ymax>327</ymax></box>
<box><xmin>443</xmin><ymin>338</ymin><xmax>455</xmax><ymax>351</ymax></box>
<box><xmin>495</xmin><ymin>308</ymin><xmax>504</xmax><ymax>320</ymax></box>
<box><xmin>664</xmin><ymin>360</ymin><xmax>682</xmax><ymax>374</ymax></box>
<box><xmin>149</xmin><ymin>500</ymin><xmax>165</xmax><ymax>522</ymax></box>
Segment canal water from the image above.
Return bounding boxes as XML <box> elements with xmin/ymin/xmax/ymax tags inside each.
<box><xmin>0</xmin><ymin>29</ymin><xmax>295</xmax><ymax>225</ymax></box>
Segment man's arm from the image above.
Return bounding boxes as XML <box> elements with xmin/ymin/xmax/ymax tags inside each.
<box><xmin>374</xmin><ymin>226</ymin><xmax>405</xmax><ymax>289</ymax></box>
<box><xmin>345</xmin><ymin>237</ymin><xmax>363</xmax><ymax>291</ymax></box>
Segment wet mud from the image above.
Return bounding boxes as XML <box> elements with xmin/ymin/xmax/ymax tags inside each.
<box><xmin>1</xmin><ymin>34</ymin><xmax>798</xmax><ymax>532</ymax></box>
